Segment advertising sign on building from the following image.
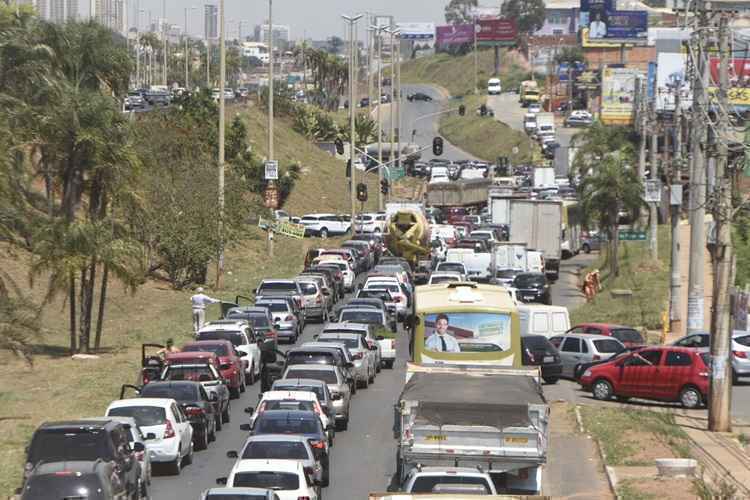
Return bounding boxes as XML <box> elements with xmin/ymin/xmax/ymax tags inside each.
<box><xmin>580</xmin><ymin>0</ymin><xmax>647</xmax><ymax>42</ymax></box>
<box><xmin>435</xmin><ymin>24</ymin><xmax>474</xmax><ymax>46</ymax></box>
<box><xmin>655</xmin><ymin>53</ymin><xmax>691</xmax><ymax>111</ymax></box>
<box><xmin>709</xmin><ymin>57</ymin><xmax>750</xmax><ymax>111</ymax></box>
<box><xmin>601</xmin><ymin>67</ymin><xmax>642</xmax><ymax>125</ymax></box>
<box><xmin>396</xmin><ymin>22</ymin><xmax>435</xmax><ymax>40</ymax></box>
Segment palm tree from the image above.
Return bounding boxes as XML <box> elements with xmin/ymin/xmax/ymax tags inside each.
<box><xmin>570</xmin><ymin>123</ymin><xmax>637</xmax><ymax>178</ymax></box>
<box><xmin>580</xmin><ymin>156</ymin><xmax>644</xmax><ymax>277</ymax></box>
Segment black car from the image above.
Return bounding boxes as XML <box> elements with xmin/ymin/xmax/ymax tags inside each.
<box><xmin>521</xmin><ymin>335</ymin><xmax>563</xmax><ymax>384</ymax></box>
<box><xmin>513</xmin><ymin>272</ymin><xmax>551</xmax><ymax>304</ymax></box>
<box><xmin>241</xmin><ymin>410</ymin><xmax>331</xmax><ymax>487</ymax></box>
<box><xmin>23</xmin><ymin>419</ymin><xmax>143</xmax><ymax>498</ymax></box>
<box><xmin>359</xmin><ymin>97</ymin><xmax>370</xmax><ymax>107</ymax></box>
<box><xmin>137</xmin><ymin>381</ymin><xmax>218</xmax><ymax>450</ymax></box>
<box><xmin>145</xmin><ymin>91</ymin><xmax>170</xmax><ymax>106</ymax></box>
<box><xmin>407</xmin><ymin>92</ymin><xmax>432</xmax><ymax>102</ymax></box>
<box><xmin>21</xmin><ymin>460</ymin><xmax>128</xmax><ymax>500</ymax></box>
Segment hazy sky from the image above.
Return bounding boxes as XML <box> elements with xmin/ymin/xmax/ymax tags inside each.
<box><xmin>123</xmin><ymin>0</ymin><xmax>451</xmax><ymax>40</ymax></box>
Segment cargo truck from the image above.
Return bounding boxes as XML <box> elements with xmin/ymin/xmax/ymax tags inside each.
<box><xmin>392</xmin><ymin>363</ymin><xmax>550</xmax><ymax>496</ymax></box>
<box><xmin>532</xmin><ymin>167</ymin><xmax>555</xmax><ymax>189</ymax></box>
<box><xmin>425</xmin><ymin>178</ymin><xmax>491</xmax><ymax>208</ymax></box>
<box><xmin>508</xmin><ymin>199</ymin><xmax>562</xmax><ymax>280</ymax></box>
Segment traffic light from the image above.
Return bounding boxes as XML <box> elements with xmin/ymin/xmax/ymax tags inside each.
<box><xmin>346</xmin><ymin>159</ymin><xmax>351</xmax><ymax>178</ymax></box>
<box><xmin>356</xmin><ymin>183</ymin><xmax>368</xmax><ymax>202</ymax></box>
<box><xmin>432</xmin><ymin>136</ymin><xmax>444</xmax><ymax>156</ymax></box>
<box><xmin>380</xmin><ymin>179</ymin><xmax>389</xmax><ymax>195</ymax></box>
<box><xmin>458</xmin><ymin>104</ymin><xmax>466</xmax><ymax>116</ymax></box>
<box><xmin>335</xmin><ymin>137</ymin><xmax>344</xmax><ymax>155</ymax></box>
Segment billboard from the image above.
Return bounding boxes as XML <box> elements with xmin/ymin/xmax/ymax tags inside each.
<box><xmin>708</xmin><ymin>57</ymin><xmax>750</xmax><ymax>110</ymax></box>
<box><xmin>655</xmin><ymin>53</ymin><xmax>691</xmax><ymax>111</ymax></box>
<box><xmin>579</xmin><ymin>0</ymin><xmax>614</xmax><ymax>29</ymax></box>
<box><xmin>580</xmin><ymin>0</ymin><xmax>647</xmax><ymax>42</ymax></box>
<box><xmin>476</xmin><ymin>18</ymin><xmax>517</xmax><ymax>44</ymax></box>
<box><xmin>601</xmin><ymin>67</ymin><xmax>642</xmax><ymax>125</ymax></box>
<box><xmin>396</xmin><ymin>22</ymin><xmax>435</xmax><ymax>40</ymax></box>
<box><xmin>436</xmin><ymin>24</ymin><xmax>474</xmax><ymax>46</ymax></box>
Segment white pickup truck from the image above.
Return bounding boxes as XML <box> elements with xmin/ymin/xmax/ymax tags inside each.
<box><xmin>392</xmin><ymin>363</ymin><xmax>550</xmax><ymax>496</ymax></box>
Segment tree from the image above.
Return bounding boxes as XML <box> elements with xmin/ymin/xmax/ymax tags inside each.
<box><xmin>445</xmin><ymin>0</ymin><xmax>478</xmax><ymax>25</ymax></box>
<box><xmin>570</xmin><ymin>123</ymin><xmax>637</xmax><ymax>178</ymax></box>
<box><xmin>580</xmin><ymin>157</ymin><xmax>644</xmax><ymax>277</ymax></box>
<box><xmin>501</xmin><ymin>0</ymin><xmax>546</xmax><ymax>34</ymax></box>
<box><xmin>554</xmin><ymin>46</ymin><xmax>584</xmax><ymax>65</ymax></box>
<box><xmin>327</xmin><ymin>36</ymin><xmax>344</xmax><ymax>55</ymax></box>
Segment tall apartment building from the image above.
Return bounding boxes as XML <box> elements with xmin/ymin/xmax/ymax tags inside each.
<box><xmin>204</xmin><ymin>4</ymin><xmax>217</xmax><ymax>40</ymax></box>
<box><xmin>94</xmin><ymin>0</ymin><xmax>126</xmax><ymax>34</ymax></box>
<box><xmin>253</xmin><ymin>23</ymin><xmax>290</xmax><ymax>48</ymax></box>
<box><xmin>49</xmin><ymin>0</ymin><xmax>77</xmax><ymax>22</ymax></box>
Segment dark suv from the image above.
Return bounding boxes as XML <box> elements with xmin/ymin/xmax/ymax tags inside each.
<box><xmin>513</xmin><ymin>272</ymin><xmax>551</xmax><ymax>305</ymax></box>
<box><xmin>23</xmin><ymin>419</ymin><xmax>143</xmax><ymax>497</ymax></box>
<box><xmin>21</xmin><ymin>460</ymin><xmax>127</xmax><ymax>500</ymax></box>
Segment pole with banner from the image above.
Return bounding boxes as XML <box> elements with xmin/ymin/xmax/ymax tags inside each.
<box><xmin>264</xmin><ymin>160</ymin><xmax>279</xmax><ymax>257</ymax></box>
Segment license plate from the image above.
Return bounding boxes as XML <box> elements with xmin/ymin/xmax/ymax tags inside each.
<box><xmin>425</xmin><ymin>435</ymin><xmax>447</xmax><ymax>441</ymax></box>
<box><xmin>524</xmin><ymin>295</ymin><xmax>535</xmax><ymax>300</ymax></box>
<box><xmin>505</xmin><ymin>437</ymin><xmax>528</xmax><ymax>444</ymax></box>
<box><xmin>543</xmin><ymin>356</ymin><xmax>554</xmax><ymax>363</ymax></box>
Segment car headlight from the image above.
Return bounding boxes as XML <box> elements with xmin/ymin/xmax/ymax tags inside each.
<box><xmin>582</xmin><ymin>369</ymin><xmax>592</xmax><ymax>378</ymax></box>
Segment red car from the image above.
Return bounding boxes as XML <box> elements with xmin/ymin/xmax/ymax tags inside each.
<box><xmin>566</xmin><ymin>323</ymin><xmax>646</xmax><ymax>350</ymax></box>
<box><xmin>181</xmin><ymin>340</ymin><xmax>245</xmax><ymax>399</ymax></box>
<box><xmin>579</xmin><ymin>346</ymin><xmax>709</xmax><ymax>409</ymax></box>
<box><xmin>446</xmin><ymin>207</ymin><xmax>468</xmax><ymax>225</ymax></box>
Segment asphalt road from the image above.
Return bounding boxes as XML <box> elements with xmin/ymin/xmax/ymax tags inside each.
<box><xmin>382</xmin><ymin>84</ymin><xmax>480</xmax><ymax>163</ymax></box>
<box><xmin>487</xmin><ymin>93</ymin><xmax>577</xmax><ymax>176</ymax></box>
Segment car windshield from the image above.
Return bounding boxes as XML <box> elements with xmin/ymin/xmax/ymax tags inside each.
<box><xmin>340</xmin><ymin>310</ymin><xmax>382</xmax><ymax>324</ymax></box>
<box><xmin>431</xmin><ymin>275</ymin><xmax>459</xmax><ymax>284</ymax></box>
<box><xmin>183</xmin><ymin>343</ymin><xmax>229</xmax><ymax>356</ymax></box>
<box><xmin>358</xmin><ymin>290</ymin><xmax>390</xmax><ymax>300</ymax></box>
<box><xmin>437</xmin><ymin>263</ymin><xmax>464</xmax><ymax>273</ymax></box>
<box><xmin>285</xmin><ymin>368</ymin><xmax>338</xmax><ymax>384</ymax></box>
<box><xmin>318</xmin><ymin>337</ymin><xmax>359</xmax><ymax>348</ymax></box>
<box><xmin>593</xmin><ymin>339</ymin><xmax>626</xmax><ymax>354</ymax></box>
<box><xmin>259</xmin><ymin>282</ymin><xmax>296</xmax><ymax>292</ymax></box>
<box><xmin>162</xmin><ymin>366</ymin><xmax>214</xmax><ymax>382</ymax></box>
<box><xmin>140</xmin><ymin>384</ymin><xmax>198</xmax><ymax>401</ymax></box>
<box><xmin>365</xmin><ymin>283</ymin><xmax>398</xmax><ymax>293</ymax></box>
<box><xmin>298</xmin><ymin>283</ymin><xmax>317</xmax><ymax>294</ymax></box>
<box><xmin>274</xmin><ymin>385</ymin><xmax>324</xmax><ymax>401</ymax></box>
<box><xmin>735</xmin><ymin>335</ymin><xmax>750</xmax><ymax>347</ymax></box>
<box><xmin>28</xmin><ymin>429</ymin><xmax>109</xmax><ymax>463</ymax></box>
<box><xmin>286</xmin><ymin>352</ymin><xmax>336</xmax><ymax>365</ymax></box>
<box><xmin>242</xmin><ymin>441</ymin><xmax>309</xmax><ymax>460</ymax></box>
<box><xmin>264</xmin><ymin>400</ymin><xmax>315</xmax><ymax>412</ymax></box>
<box><xmin>411</xmin><ymin>476</ymin><xmax>490</xmax><ymax>494</ymax></box>
<box><xmin>198</xmin><ymin>331</ymin><xmax>245</xmax><ymax>346</ymax></box>
<box><xmin>108</xmin><ymin>406</ymin><xmax>166</xmax><ymax>427</ymax></box>
<box><xmin>206</xmin><ymin>495</ymin><xmax>268</xmax><ymax>500</ymax></box>
<box><xmin>232</xmin><ymin>471</ymin><xmax>300</xmax><ymax>490</ymax></box>
<box><xmin>496</xmin><ymin>269</ymin><xmax>520</xmax><ymax>279</ymax></box>
<box><xmin>259</xmin><ymin>303</ymin><xmax>289</xmax><ymax>313</ymax></box>
<box><xmin>227</xmin><ymin>313</ymin><xmax>269</xmax><ymax>328</ymax></box>
<box><xmin>522</xmin><ymin>336</ymin><xmax>555</xmax><ymax>353</ymax></box>
<box><xmin>254</xmin><ymin>416</ymin><xmax>320</xmax><ymax>435</ymax></box>
<box><xmin>612</xmin><ymin>329</ymin><xmax>644</xmax><ymax>344</ymax></box>
<box><xmin>514</xmin><ymin>274</ymin><xmax>545</xmax><ymax>287</ymax></box>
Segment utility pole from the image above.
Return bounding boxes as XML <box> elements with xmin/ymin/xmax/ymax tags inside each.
<box><xmin>388</xmin><ymin>26</ymin><xmax>395</xmax><ymax>180</ymax></box>
<box><xmin>649</xmin><ymin>100</ymin><xmax>659</xmax><ymax>260</ymax></box>
<box><xmin>268</xmin><ymin>0</ymin><xmax>274</xmax><ymax>162</ymax></box>
<box><xmin>638</xmin><ymin>77</ymin><xmax>648</xmax><ymax>226</ymax></box>
<box><xmin>207</xmin><ymin>37</ymin><xmax>211</xmax><ymax>88</ymax></box>
<box><xmin>687</xmin><ymin>12</ymin><xmax>708</xmax><ymax>336</ymax></box>
<box><xmin>473</xmin><ymin>15</ymin><xmax>478</xmax><ymax>95</ymax></box>
<box><xmin>216</xmin><ymin>0</ymin><xmax>225</xmax><ymax>288</ymax></box>
<box><xmin>184</xmin><ymin>7</ymin><xmax>189</xmax><ymax>89</ymax></box>
<box><xmin>375</xmin><ymin>25</ymin><xmax>384</xmax><ymax>211</ymax></box>
<box><xmin>343</xmin><ymin>14</ymin><xmax>363</xmax><ymax>223</ymax></box>
<box><xmin>669</xmin><ymin>85</ymin><xmax>683</xmax><ymax>333</ymax></box>
<box><xmin>162</xmin><ymin>0</ymin><xmax>167</xmax><ymax>86</ymax></box>
<box><xmin>367</xmin><ymin>14</ymin><xmax>374</xmax><ymax>115</ymax></box>
<box><xmin>708</xmin><ymin>13</ymin><xmax>733</xmax><ymax>433</ymax></box>
<box><xmin>396</xmin><ymin>31</ymin><xmax>402</xmax><ymax>174</ymax></box>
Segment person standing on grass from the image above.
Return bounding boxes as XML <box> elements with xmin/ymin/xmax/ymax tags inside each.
<box><xmin>191</xmin><ymin>287</ymin><xmax>220</xmax><ymax>333</ymax></box>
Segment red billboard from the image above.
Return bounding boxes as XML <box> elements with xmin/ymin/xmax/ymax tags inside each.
<box><xmin>477</xmin><ymin>18</ymin><xmax>517</xmax><ymax>42</ymax></box>
<box><xmin>436</xmin><ymin>24</ymin><xmax>474</xmax><ymax>46</ymax></box>
<box><xmin>709</xmin><ymin>57</ymin><xmax>750</xmax><ymax>86</ymax></box>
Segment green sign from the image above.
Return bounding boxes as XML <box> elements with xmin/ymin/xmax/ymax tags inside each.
<box><xmin>618</xmin><ymin>230</ymin><xmax>647</xmax><ymax>241</ymax></box>
<box><xmin>258</xmin><ymin>217</ymin><xmax>306</xmax><ymax>239</ymax></box>
<box><xmin>385</xmin><ymin>167</ymin><xmax>405</xmax><ymax>181</ymax></box>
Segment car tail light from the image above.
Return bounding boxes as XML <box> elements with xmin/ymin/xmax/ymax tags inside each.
<box><xmin>733</xmin><ymin>351</ymin><xmax>748</xmax><ymax>359</ymax></box>
<box><xmin>266</xmin><ymin>330</ymin><xmax>277</xmax><ymax>339</ymax></box>
<box><xmin>592</xmin><ymin>355</ymin><xmax>601</xmax><ymax>361</ymax></box>
<box><xmin>285</xmin><ymin>315</ymin><xmax>294</xmax><ymax>321</ymax></box>
<box><xmin>298</xmin><ymin>497</ymin><xmax>311</xmax><ymax>500</ymax></box>
<box><xmin>304</xmin><ymin>466</ymin><xmax>314</xmax><ymax>476</ymax></box>
<box><xmin>313</xmin><ymin>402</ymin><xmax>322</xmax><ymax>415</ymax></box>
<box><xmin>183</xmin><ymin>405</ymin><xmax>205</xmax><ymax>417</ymax></box>
<box><xmin>352</xmin><ymin>352</ymin><xmax>363</xmax><ymax>360</ymax></box>
<box><xmin>164</xmin><ymin>419</ymin><xmax>176</xmax><ymax>439</ymax></box>
<box><xmin>315</xmin><ymin>296</ymin><xmax>322</xmax><ymax>304</ymax></box>
<box><xmin>699</xmin><ymin>371</ymin><xmax>709</xmax><ymax>377</ymax></box>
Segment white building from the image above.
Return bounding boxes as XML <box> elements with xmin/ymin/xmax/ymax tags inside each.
<box><xmin>241</xmin><ymin>41</ymin><xmax>269</xmax><ymax>63</ymax></box>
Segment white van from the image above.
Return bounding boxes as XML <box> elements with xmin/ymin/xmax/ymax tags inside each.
<box><xmin>487</xmin><ymin>78</ymin><xmax>502</xmax><ymax>95</ymax></box>
<box><xmin>526</xmin><ymin>250</ymin><xmax>544</xmax><ymax>273</ymax></box>
<box><xmin>518</xmin><ymin>304</ymin><xmax>570</xmax><ymax>339</ymax></box>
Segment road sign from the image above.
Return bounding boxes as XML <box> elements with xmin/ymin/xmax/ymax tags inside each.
<box><xmin>264</xmin><ymin>160</ymin><xmax>279</xmax><ymax>180</ymax></box>
<box><xmin>619</xmin><ymin>229</ymin><xmax>647</xmax><ymax>241</ymax></box>
<box><xmin>258</xmin><ymin>216</ymin><xmax>305</xmax><ymax>239</ymax></box>
<box><xmin>644</xmin><ymin>179</ymin><xmax>661</xmax><ymax>203</ymax></box>
<box><xmin>385</xmin><ymin>167</ymin><xmax>405</xmax><ymax>181</ymax></box>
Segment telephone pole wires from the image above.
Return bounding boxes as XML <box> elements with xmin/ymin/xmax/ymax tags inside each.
<box><xmin>669</xmin><ymin>84</ymin><xmax>683</xmax><ymax>333</ymax></box>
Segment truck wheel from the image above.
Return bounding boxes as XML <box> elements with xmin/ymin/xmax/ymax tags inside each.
<box><xmin>194</xmin><ymin>424</ymin><xmax>209</xmax><ymax>450</ymax></box>
<box><xmin>386</xmin><ymin>360</ymin><xmax>395</xmax><ymax>369</ymax></box>
<box><xmin>222</xmin><ymin>403</ymin><xmax>231</xmax><ymax>424</ymax></box>
<box><xmin>583</xmin><ymin>244</ymin><xmax>591</xmax><ymax>254</ymax></box>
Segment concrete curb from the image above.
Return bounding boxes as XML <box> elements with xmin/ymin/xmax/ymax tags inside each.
<box><xmin>575</xmin><ymin>404</ymin><xmax>620</xmax><ymax>498</ymax></box>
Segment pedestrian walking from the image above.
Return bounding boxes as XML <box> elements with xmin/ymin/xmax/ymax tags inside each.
<box><xmin>191</xmin><ymin>287</ymin><xmax>220</xmax><ymax>333</ymax></box>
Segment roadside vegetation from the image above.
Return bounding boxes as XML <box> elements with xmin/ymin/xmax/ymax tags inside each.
<box><xmin>439</xmin><ymin>94</ymin><xmax>535</xmax><ymax>163</ymax></box>
<box><xmin>571</xmin><ymin>227</ymin><xmax>670</xmax><ymax>331</ymax></box>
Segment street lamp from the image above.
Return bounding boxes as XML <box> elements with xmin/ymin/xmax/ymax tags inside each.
<box><xmin>342</xmin><ymin>13</ymin><xmax>364</xmax><ymax>222</ymax></box>
<box><xmin>184</xmin><ymin>6</ymin><xmax>196</xmax><ymax>89</ymax></box>
<box><xmin>369</xmin><ymin>24</ymin><xmax>387</xmax><ymax>210</ymax></box>
<box><xmin>384</xmin><ymin>26</ymin><xmax>400</xmax><ymax>181</ymax></box>
<box><xmin>217</xmin><ymin>0</ymin><xmax>226</xmax><ymax>287</ymax></box>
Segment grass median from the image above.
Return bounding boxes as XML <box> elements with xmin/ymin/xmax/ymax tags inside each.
<box><xmin>571</xmin><ymin>226</ymin><xmax>671</xmax><ymax>332</ymax></box>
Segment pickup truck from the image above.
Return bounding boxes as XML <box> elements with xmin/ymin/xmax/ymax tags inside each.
<box><xmin>392</xmin><ymin>363</ymin><xmax>550</xmax><ymax>496</ymax></box>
